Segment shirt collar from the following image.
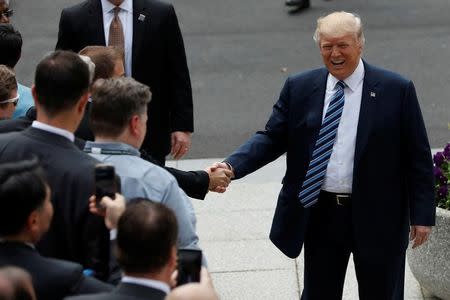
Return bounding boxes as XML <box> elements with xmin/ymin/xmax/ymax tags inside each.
<box><xmin>84</xmin><ymin>141</ymin><xmax>141</xmax><ymax>156</ymax></box>
<box><xmin>121</xmin><ymin>276</ymin><xmax>170</xmax><ymax>295</ymax></box>
<box><xmin>101</xmin><ymin>0</ymin><xmax>132</xmax><ymax>14</ymax></box>
<box><xmin>327</xmin><ymin>58</ymin><xmax>365</xmax><ymax>92</ymax></box>
<box><xmin>31</xmin><ymin>121</ymin><xmax>75</xmax><ymax>142</ymax></box>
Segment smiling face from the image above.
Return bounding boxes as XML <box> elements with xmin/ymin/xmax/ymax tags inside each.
<box><xmin>319</xmin><ymin>33</ymin><xmax>362</xmax><ymax>80</ymax></box>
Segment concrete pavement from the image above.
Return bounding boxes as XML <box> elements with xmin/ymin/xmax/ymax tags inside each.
<box><xmin>168</xmin><ymin>157</ymin><xmax>439</xmax><ymax>299</ymax></box>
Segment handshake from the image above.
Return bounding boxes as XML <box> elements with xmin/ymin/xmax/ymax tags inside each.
<box><xmin>204</xmin><ymin>162</ymin><xmax>234</xmax><ymax>193</ymax></box>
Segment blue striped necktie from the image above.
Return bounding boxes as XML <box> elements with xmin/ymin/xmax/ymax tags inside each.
<box><xmin>298</xmin><ymin>80</ymin><xmax>346</xmax><ymax>207</ymax></box>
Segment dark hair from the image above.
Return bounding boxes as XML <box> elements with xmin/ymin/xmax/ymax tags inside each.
<box><xmin>0</xmin><ymin>65</ymin><xmax>17</xmax><ymax>103</ymax></box>
<box><xmin>0</xmin><ymin>159</ymin><xmax>47</xmax><ymax>236</ymax></box>
<box><xmin>34</xmin><ymin>50</ymin><xmax>90</xmax><ymax>117</ymax></box>
<box><xmin>116</xmin><ymin>198</ymin><xmax>178</xmax><ymax>273</ymax></box>
<box><xmin>0</xmin><ymin>24</ymin><xmax>22</xmax><ymax>69</ymax></box>
<box><xmin>79</xmin><ymin>46</ymin><xmax>123</xmax><ymax>82</ymax></box>
<box><xmin>90</xmin><ymin>77</ymin><xmax>151</xmax><ymax>138</ymax></box>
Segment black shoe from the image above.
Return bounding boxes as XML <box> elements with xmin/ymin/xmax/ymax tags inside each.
<box><xmin>285</xmin><ymin>0</ymin><xmax>310</xmax><ymax>8</ymax></box>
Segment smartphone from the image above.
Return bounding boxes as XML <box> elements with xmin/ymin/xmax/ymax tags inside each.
<box><xmin>94</xmin><ymin>164</ymin><xmax>117</xmax><ymax>207</ymax></box>
<box><xmin>177</xmin><ymin>249</ymin><xmax>202</xmax><ymax>286</ymax></box>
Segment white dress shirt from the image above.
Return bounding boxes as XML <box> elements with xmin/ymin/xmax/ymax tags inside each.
<box><xmin>121</xmin><ymin>276</ymin><xmax>170</xmax><ymax>295</ymax></box>
<box><xmin>31</xmin><ymin>121</ymin><xmax>75</xmax><ymax>142</ymax></box>
<box><xmin>101</xmin><ymin>0</ymin><xmax>133</xmax><ymax>77</ymax></box>
<box><xmin>321</xmin><ymin>59</ymin><xmax>365</xmax><ymax>193</ymax></box>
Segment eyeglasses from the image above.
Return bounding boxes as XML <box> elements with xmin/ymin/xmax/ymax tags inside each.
<box><xmin>0</xmin><ymin>94</ymin><xmax>20</xmax><ymax>106</ymax></box>
<box><xmin>0</xmin><ymin>9</ymin><xmax>14</xmax><ymax>19</ymax></box>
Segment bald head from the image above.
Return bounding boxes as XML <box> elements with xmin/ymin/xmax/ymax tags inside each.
<box><xmin>313</xmin><ymin>11</ymin><xmax>365</xmax><ymax>46</ymax></box>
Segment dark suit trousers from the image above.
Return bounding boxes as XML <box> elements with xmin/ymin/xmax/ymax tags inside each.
<box><xmin>300</xmin><ymin>192</ymin><xmax>405</xmax><ymax>300</ymax></box>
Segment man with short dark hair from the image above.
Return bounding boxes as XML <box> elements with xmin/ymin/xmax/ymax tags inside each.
<box><xmin>66</xmin><ymin>199</ymin><xmax>179</xmax><ymax>300</ymax></box>
<box><xmin>0</xmin><ymin>24</ymin><xmax>33</xmax><ymax>117</ymax></box>
<box><xmin>0</xmin><ymin>50</ymin><xmax>110</xmax><ymax>280</ymax></box>
<box><xmin>0</xmin><ymin>65</ymin><xmax>17</xmax><ymax>120</ymax></box>
<box><xmin>85</xmin><ymin>77</ymin><xmax>201</xmax><ymax>250</ymax></box>
<box><xmin>0</xmin><ymin>159</ymin><xmax>112</xmax><ymax>300</ymax></box>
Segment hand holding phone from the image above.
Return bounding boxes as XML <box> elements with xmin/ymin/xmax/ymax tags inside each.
<box><xmin>95</xmin><ymin>164</ymin><xmax>117</xmax><ymax>208</ymax></box>
<box><xmin>176</xmin><ymin>249</ymin><xmax>202</xmax><ymax>286</ymax></box>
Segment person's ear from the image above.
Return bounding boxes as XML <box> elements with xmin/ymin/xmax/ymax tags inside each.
<box><xmin>27</xmin><ymin>210</ymin><xmax>40</xmax><ymax>236</ymax></box>
<box><xmin>77</xmin><ymin>92</ymin><xmax>89</xmax><ymax>114</ymax></box>
<box><xmin>31</xmin><ymin>85</ymin><xmax>39</xmax><ymax>107</ymax></box>
<box><xmin>169</xmin><ymin>246</ymin><xmax>178</xmax><ymax>270</ymax></box>
<box><xmin>129</xmin><ymin>115</ymin><xmax>140</xmax><ymax>136</ymax></box>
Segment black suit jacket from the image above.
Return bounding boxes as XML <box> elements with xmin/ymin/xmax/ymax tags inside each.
<box><xmin>226</xmin><ymin>62</ymin><xmax>435</xmax><ymax>259</ymax></box>
<box><xmin>56</xmin><ymin>0</ymin><xmax>194</xmax><ymax>161</ymax></box>
<box><xmin>64</xmin><ymin>282</ymin><xmax>166</xmax><ymax>300</ymax></box>
<box><xmin>0</xmin><ymin>128</ymin><xmax>110</xmax><ymax>280</ymax></box>
<box><xmin>0</xmin><ymin>242</ymin><xmax>112</xmax><ymax>300</ymax></box>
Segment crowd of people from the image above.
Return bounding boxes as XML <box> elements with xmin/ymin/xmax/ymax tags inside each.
<box><xmin>0</xmin><ymin>0</ymin><xmax>436</xmax><ymax>299</ymax></box>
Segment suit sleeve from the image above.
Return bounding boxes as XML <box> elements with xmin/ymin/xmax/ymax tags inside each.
<box><xmin>165</xmin><ymin>5</ymin><xmax>194</xmax><ymax>133</ymax></box>
<box><xmin>402</xmin><ymin>81</ymin><xmax>435</xmax><ymax>226</ymax></box>
<box><xmin>56</xmin><ymin>9</ymin><xmax>76</xmax><ymax>51</ymax></box>
<box><xmin>225</xmin><ymin>78</ymin><xmax>291</xmax><ymax>179</ymax></box>
<box><xmin>164</xmin><ymin>167</ymin><xmax>209</xmax><ymax>200</ymax></box>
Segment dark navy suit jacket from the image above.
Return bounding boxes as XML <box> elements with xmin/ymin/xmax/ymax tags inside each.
<box><xmin>225</xmin><ymin>62</ymin><xmax>435</xmax><ymax>258</ymax></box>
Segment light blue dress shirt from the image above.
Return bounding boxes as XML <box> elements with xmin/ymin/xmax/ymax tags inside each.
<box><xmin>13</xmin><ymin>83</ymin><xmax>34</xmax><ymax>118</ymax></box>
<box><xmin>84</xmin><ymin>141</ymin><xmax>199</xmax><ymax>250</ymax></box>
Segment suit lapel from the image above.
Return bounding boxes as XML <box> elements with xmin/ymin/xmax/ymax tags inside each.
<box><xmin>132</xmin><ymin>0</ymin><xmax>148</xmax><ymax>73</ymax></box>
<box><xmin>88</xmin><ymin>0</ymin><xmax>106</xmax><ymax>45</ymax></box>
<box><xmin>354</xmin><ymin>62</ymin><xmax>379</xmax><ymax>168</ymax></box>
<box><xmin>308</xmin><ymin>69</ymin><xmax>329</xmax><ymax>128</ymax></box>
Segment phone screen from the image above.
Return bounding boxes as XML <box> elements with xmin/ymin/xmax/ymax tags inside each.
<box><xmin>177</xmin><ymin>249</ymin><xmax>202</xmax><ymax>286</ymax></box>
<box><xmin>95</xmin><ymin>164</ymin><xmax>116</xmax><ymax>204</ymax></box>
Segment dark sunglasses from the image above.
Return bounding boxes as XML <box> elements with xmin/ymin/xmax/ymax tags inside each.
<box><xmin>0</xmin><ymin>9</ymin><xmax>13</xmax><ymax>19</ymax></box>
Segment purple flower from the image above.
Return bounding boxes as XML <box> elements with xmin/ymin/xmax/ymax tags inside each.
<box><xmin>434</xmin><ymin>166</ymin><xmax>448</xmax><ymax>184</ymax></box>
<box><xmin>434</xmin><ymin>152</ymin><xmax>445</xmax><ymax>167</ymax></box>
<box><xmin>444</xmin><ymin>143</ymin><xmax>450</xmax><ymax>159</ymax></box>
<box><xmin>437</xmin><ymin>185</ymin><xmax>449</xmax><ymax>199</ymax></box>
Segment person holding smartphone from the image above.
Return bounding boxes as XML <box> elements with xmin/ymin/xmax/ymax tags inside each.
<box><xmin>66</xmin><ymin>199</ymin><xmax>184</xmax><ymax>300</ymax></box>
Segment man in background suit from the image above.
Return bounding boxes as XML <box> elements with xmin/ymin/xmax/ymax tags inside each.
<box><xmin>56</xmin><ymin>0</ymin><xmax>194</xmax><ymax>165</ymax></box>
<box><xmin>213</xmin><ymin>11</ymin><xmax>435</xmax><ymax>299</ymax></box>
<box><xmin>66</xmin><ymin>199</ymin><xmax>180</xmax><ymax>300</ymax></box>
<box><xmin>0</xmin><ymin>51</ymin><xmax>110</xmax><ymax>280</ymax></box>
<box><xmin>0</xmin><ymin>159</ymin><xmax>112</xmax><ymax>300</ymax></box>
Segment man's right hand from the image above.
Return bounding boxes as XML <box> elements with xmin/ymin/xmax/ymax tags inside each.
<box><xmin>204</xmin><ymin>165</ymin><xmax>233</xmax><ymax>193</ymax></box>
<box><xmin>89</xmin><ymin>193</ymin><xmax>126</xmax><ymax>230</ymax></box>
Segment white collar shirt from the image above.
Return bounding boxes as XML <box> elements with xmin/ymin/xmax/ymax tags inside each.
<box><xmin>31</xmin><ymin>121</ymin><xmax>75</xmax><ymax>142</ymax></box>
<box><xmin>101</xmin><ymin>0</ymin><xmax>133</xmax><ymax>77</ymax></box>
<box><xmin>321</xmin><ymin>59</ymin><xmax>365</xmax><ymax>193</ymax></box>
<box><xmin>121</xmin><ymin>276</ymin><xmax>170</xmax><ymax>295</ymax></box>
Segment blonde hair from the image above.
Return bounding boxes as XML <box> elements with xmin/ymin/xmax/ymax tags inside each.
<box><xmin>313</xmin><ymin>11</ymin><xmax>365</xmax><ymax>46</ymax></box>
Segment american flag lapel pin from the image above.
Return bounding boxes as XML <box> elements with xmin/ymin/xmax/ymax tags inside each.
<box><xmin>138</xmin><ymin>14</ymin><xmax>146</xmax><ymax>21</ymax></box>
<box><xmin>370</xmin><ymin>91</ymin><xmax>376</xmax><ymax>98</ymax></box>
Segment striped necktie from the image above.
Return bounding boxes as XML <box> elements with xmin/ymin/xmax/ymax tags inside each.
<box><xmin>298</xmin><ymin>80</ymin><xmax>346</xmax><ymax>208</ymax></box>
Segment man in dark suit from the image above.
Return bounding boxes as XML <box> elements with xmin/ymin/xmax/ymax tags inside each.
<box><xmin>0</xmin><ymin>51</ymin><xmax>110</xmax><ymax>280</ymax></box>
<box><xmin>0</xmin><ymin>159</ymin><xmax>112</xmax><ymax>300</ymax></box>
<box><xmin>66</xmin><ymin>199</ymin><xmax>179</xmax><ymax>300</ymax></box>
<box><xmin>56</xmin><ymin>0</ymin><xmax>194</xmax><ymax>165</ymax></box>
<box><xmin>213</xmin><ymin>11</ymin><xmax>435</xmax><ymax>299</ymax></box>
